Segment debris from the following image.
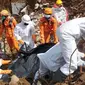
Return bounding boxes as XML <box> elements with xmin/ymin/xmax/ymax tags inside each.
<box><xmin>9</xmin><ymin>75</ymin><xmax>19</xmax><ymax>85</ymax></box>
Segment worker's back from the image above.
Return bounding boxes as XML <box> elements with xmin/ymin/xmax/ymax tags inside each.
<box><xmin>57</xmin><ymin>17</ymin><xmax>85</xmax><ymax>39</ymax></box>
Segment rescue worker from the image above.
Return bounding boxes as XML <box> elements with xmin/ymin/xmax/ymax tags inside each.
<box><xmin>52</xmin><ymin>0</ymin><xmax>68</xmax><ymax>25</ymax></box>
<box><xmin>39</xmin><ymin>8</ymin><xmax>58</xmax><ymax>44</ymax></box>
<box><xmin>14</xmin><ymin>14</ymin><xmax>36</xmax><ymax>49</ymax></box>
<box><xmin>33</xmin><ymin>17</ymin><xmax>85</xmax><ymax>84</ymax></box>
<box><xmin>55</xmin><ymin>17</ymin><xmax>85</xmax><ymax>82</ymax></box>
<box><xmin>0</xmin><ymin>10</ymin><xmax>19</xmax><ymax>51</ymax></box>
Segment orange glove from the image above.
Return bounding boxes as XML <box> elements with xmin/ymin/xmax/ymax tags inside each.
<box><xmin>2</xmin><ymin>60</ymin><xmax>11</xmax><ymax>65</ymax></box>
<box><xmin>0</xmin><ymin>69</ymin><xmax>12</xmax><ymax>74</ymax></box>
<box><xmin>18</xmin><ymin>40</ymin><xmax>24</xmax><ymax>44</ymax></box>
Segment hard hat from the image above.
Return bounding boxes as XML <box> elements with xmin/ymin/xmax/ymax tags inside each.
<box><xmin>56</xmin><ymin>0</ymin><xmax>63</xmax><ymax>5</ymax></box>
<box><xmin>1</xmin><ymin>10</ymin><xmax>9</xmax><ymax>16</ymax></box>
<box><xmin>44</xmin><ymin>8</ymin><xmax>52</xmax><ymax>15</ymax></box>
<box><xmin>22</xmin><ymin>14</ymin><xmax>31</xmax><ymax>24</ymax></box>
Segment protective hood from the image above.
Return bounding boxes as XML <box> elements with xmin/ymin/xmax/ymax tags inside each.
<box><xmin>22</xmin><ymin>14</ymin><xmax>31</xmax><ymax>24</ymax></box>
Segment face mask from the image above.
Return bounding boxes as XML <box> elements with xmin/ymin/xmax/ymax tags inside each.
<box><xmin>1</xmin><ymin>16</ymin><xmax>6</xmax><ymax>21</ymax></box>
<box><xmin>44</xmin><ymin>14</ymin><xmax>51</xmax><ymax>19</ymax></box>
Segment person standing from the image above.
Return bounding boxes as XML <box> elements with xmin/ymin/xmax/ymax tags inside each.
<box><xmin>39</xmin><ymin>7</ymin><xmax>58</xmax><ymax>44</ymax></box>
<box><xmin>52</xmin><ymin>0</ymin><xmax>68</xmax><ymax>25</ymax></box>
<box><xmin>14</xmin><ymin>14</ymin><xmax>36</xmax><ymax>49</ymax></box>
<box><xmin>0</xmin><ymin>10</ymin><xmax>19</xmax><ymax>51</ymax></box>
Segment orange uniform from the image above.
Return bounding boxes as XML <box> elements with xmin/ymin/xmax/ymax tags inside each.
<box><xmin>40</xmin><ymin>17</ymin><xmax>58</xmax><ymax>44</ymax></box>
<box><xmin>0</xmin><ymin>16</ymin><xmax>19</xmax><ymax>51</ymax></box>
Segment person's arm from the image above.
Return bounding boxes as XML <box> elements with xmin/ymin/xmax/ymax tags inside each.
<box><xmin>18</xmin><ymin>40</ymin><xmax>24</xmax><ymax>44</ymax></box>
<box><xmin>52</xmin><ymin>17</ymin><xmax>59</xmax><ymax>43</ymax></box>
<box><xmin>12</xmin><ymin>18</ymin><xmax>17</xmax><ymax>29</ymax></box>
<box><xmin>40</xmin><ymin>22</ymin><xmax>45</xmax><ymax>44</ymax></box>
<box><xmin>14</xmin><ymin>25</ymin><xmax>24</xmax><ymax>44</ymax></box>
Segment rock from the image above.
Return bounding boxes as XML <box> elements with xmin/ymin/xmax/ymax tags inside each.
<box><xmin>9</xmin><ymin>75</ymin><xmax>19</xmax><ymax>85</ymax></box>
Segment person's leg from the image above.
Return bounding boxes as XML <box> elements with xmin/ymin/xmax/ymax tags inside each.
<box><xmin>52</xmin><ymin>32</ymin><xmax>58</xmax><ymax>43</ymax></box>
<box><xmin>11</xmin><ymin>37</ymin><xmax>20</xmax><ymax>51</ymax></box>
<box><xmin>57</xmin><ymin>29</ymin><xmax>78</xmax><ymax>76</ymax></box>
<box><xmin>56</xmin><ymin>30</ymin><xmax>78</xmax><ymax>82</ymax></box>
<box><xmin>33</xmin><ymin>61</ymin><xmax>48</xmax><ymax>84</ymax></box>
<box><xmin>60</xmin><ymin>37</ymin><xmax>77</xmax><ymax>75</ymax></box>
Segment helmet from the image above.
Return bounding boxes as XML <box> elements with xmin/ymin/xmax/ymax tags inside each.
<box><xmin>22</xmin><ymin>14</ymin><xmax>31</xmax><ymax>24</ymax></box>
<box><xmin>1</xmin><ymin>10</ymin><xmax>9</xmax><ymax>16</ymax></box>
<box><xmin>56</xmin><ymin>0</ymin><xmax>63</xmax><ymax>5</ymax></box>
<box><xmin>44</xmin><ymin>8</ymin><xmax>52</xmax><ymax>15</ymax></box>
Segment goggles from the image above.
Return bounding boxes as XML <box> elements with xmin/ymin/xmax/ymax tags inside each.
<box><xmin>24</xmin><ymin>23</ymin><xmax>29</xmax><ymax>25</ymax></box>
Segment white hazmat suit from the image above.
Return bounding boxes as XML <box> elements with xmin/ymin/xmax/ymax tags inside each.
<box><xmin>14</xmin><ymin>19</ymin><xmax>36</xmax><ymax>49</ymax></box>
<box><xmin>52</xmin><ymin>6</ymin><xmax>68</xmax><ymax>24</ymax></box>
<box><xmin>57</xmin><ymin>17</ymin><xmax>85</xmax><ymax>75</ymax></box>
